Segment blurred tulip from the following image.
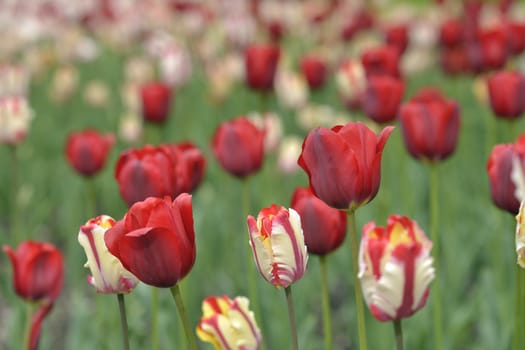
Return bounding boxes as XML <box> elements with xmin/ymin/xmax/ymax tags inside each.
<box><xmin>359</xmin><ymin>215</ymin><xmax>435</xmax><ymax>321</ymax></box>
<box><xmin>274</xmin><ymin>70</ymin><xmax>308</xmax><ymax>110</ymax></box>
<box><xmin>124</xmin><ymin>56</ymin><xmax>154</xmax><ymax>83</ymax></box>
<box><xmin>277</xmin><ymin>135</ymin><xmax>303</xmax><ymax>174</ymax></box>
<box><xmin>248</xmin><ymin>111</ymin><xmax>283</xmax><ymax>153</ymax></box>
<box><xmin>0</xmin><ymin>96</ymin><xmax>34</xmax><ymax>145</ymax></box>
<box><xmin>477</xmin><ymin>26</ymin><xmax>508</xmax><ymax>71</ymax></box>
<box><xmin>175</xmin><ymin>142</ymin><xmax>206</xmax><ymax>193</ymax></box>
<box><xmin>196</xmin><ymin>295</ymin><xmax>262</xmax><ymax>350</ymax></box>
<box><xmin>140</xmin><ymin>82</ymin><xmax>172</xmax><ymax>124</ymax></box>
<box><xmin>212</xmin><ymin>117</ymin><xmax>265</xmax><ymax>178</ymax></box>
<box><xmin>336</xmin><ymin>59</ymin><xmax>366</xmax><ymax>110</ymax></box>
<box><xmin>78</xmin><ymin>215</ymin><xmax>138</xmax><ymax>294</ymax></box>
<box><xmin>516</xmin><ymin>201</ymin><xmax>525</xmax><ymax>267</ymax></box>
<box><xmin>399</xmin><ymin>88</ymin><xmax>460</xmax><ymax>162</ymax></box>
<box><xmin>300</xmin><ymin>54</ymin><xmax>327</xmax><ymax>90</ymax></box>
<box><xmin>363</xmin><ymin>75</ymin><xmax>404</xmax><ymax>124</ymax></box>
<box><xmin>50</xmin><ymin>65</ymin><xmax>78</xmax><ymax>103</ymax></box>
<box><xmin>361</xmin><ymin>45</ymin><xmax>401</xmax><ymax>78</ymax></box>
<box><xmin>298</xmin><ymin>122</ymin><xmax>394</xmax><ymax>210</ymax></box>
<box><xmin>291</xmin><ymin>187</ymin><xmax>347</xmax><ymax>255</ymax></box>
<box><xmin>65</xmin><ymin>129</ymin><xmax>115</xmax><ymax>177</ymax></box>
<box><xmin>83</xmin><ymin>80</ymin><xmax>110</xmax><ymax>108</ymax></box>
<box><xmin>384</xmin><ymin>24</ymin><xmax>409</xmax><ymax>54</ymax></box>
<box><xmin>506</xmin><ymin>21</ymin><xmax>525</xmax><ymax>56</ymax></box>
<box><xmin>487</xmin><ymin>71</ymin><xmax>525</xmax><ymax>119</ymax></box>
<box><xmin>439</xmin><ymin>18</ymin><xmax>464</xmax><ymax>48</ymax></box>
<box><xmin>119</xmin><ymin>112</ymin><xmax>143</xmax><ymax>144</ymax></box>
<box><xmin>105</xmin><ymin>194</ymin><xmax>196</xmax><ymax>288</ymax></box>
<box><xmin>244</xmin><ymin>43</ymin><xmax>280</xmax><ymax>91</ymax></box>
<box><xmin>0</xmin><ymin>64</ymin><xmax>30</xmax><ymax>97</ymax></box>
<box><xmin>440</xmin><ymin>47</ymin><xmax>469</xmax><ymax>75</ymax></box>
<box><xmin>158</xmin><ymin>45</ymin><xmax>192</xmax><ymax>88</ymax></box>
<box><xmin>247</xmin><ymin>204</ymin><xmax>308</xmax><ymax>288</ymax></box>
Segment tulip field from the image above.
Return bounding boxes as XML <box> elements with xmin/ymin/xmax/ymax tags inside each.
<box><xmin>2</xmin><ymin>1</ymin><xmax>525</xmax><ymax>350</ymax></box>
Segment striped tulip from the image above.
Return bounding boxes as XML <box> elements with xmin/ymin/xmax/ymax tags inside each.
<box><xmin>516</xmin><ymin>201</ymin><xmax>525</xmax><ymax>268</ymax></box>
<box><xmin>196</xmin><ymin>295</ymin><xmax>261</xmax><ymax>350</ymax></box>
<box><xmin>78</xmin><ymin>215</ymin><xmax>138</xmax><ymax>294</ymax></box>
<box><xmin>247</xmin><ymin>204</ymin><xmax>308</xmax><ymax>288</ymax></box>
<box><xmin>358</xmin><ymin>215</ymin><xmax>435</xmax><ymax>321</ymax></box>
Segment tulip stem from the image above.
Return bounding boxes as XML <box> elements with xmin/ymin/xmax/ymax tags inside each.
<box><xmin>170</xmin><ymin>284</ymin><xmax>198</xmax><ymax>350</ymax></box>
<box><xmin>152</xmin><ymin>288</ymin><xmax>159</xmax><ymax>350</ymax></box>
<box><xmin>23</xmin><ymin>302</ymin><xmax>34</xmax><ymax>350</ymax></box>
<box><xmin>117</xmin><ymin>294</ymin><xmax>130</xmax><ymax>350</ymax></box>
<box><xmin>515</xmin><ymin>266</ymin><xmax>521</xmax><ymax>350</ymax></box>
<box><xmin>393</xmin><ymin>320</ymin><xmax>404</xmax><ymax>350</ymax></box>
<box><xmin>347</xmin><ymin>210</ymin><xmax>368</xmax><ymax>350</ymax></box>
<box><xmin>9</xmin><ymin>145</ymin><xmax>20</xmax><ymax>243</ymax></box>
<box><xmin>319</xmin><ymin>255</ymin><xmax>333</xmax><ymax>350</ymax></box>
<box><xmin>429</xmin><ymin>164</ymin><xmax>443</xmax><ymax>350</ymax></box>
<box><xmin>86</xmin><ymin>178</ymin><xmax>98</xmax><ymax>219</ymax></box>
<box><xmin>285</xmin><ymin>286</ymin><xmax>299</xmax><ymax>350</ymax></box>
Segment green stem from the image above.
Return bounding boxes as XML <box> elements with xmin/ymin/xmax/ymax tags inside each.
<box><xmin>151</xmin><ymin>288</ymin><xmax>159</xmax><ymax>350</ymax></box>
<box><xmin>86</xmin><ymin>178</ymin><xmax>98</xmax><ymax>219</ymax></box>
<box><xmin>285</xmin><ymin>286</ymin><xmax>299</xmax><ymax>350</ymax></box>
<box><xmin>23</xmin><ymin>302</ymin><xmax>34</xmax><ymax>350</ymax></box>
<box><xmin>347</xmin><ymin>210</ymin><xmax>368</xmax><ymax>350</ymax></box>
<box><xmin>514</xmin><ymin>266</ymin><xmax>521</xmax><ymax>350</ymax></box>
<box><xmin>429</xmin><ymin>164</ymin><xmax>443</xmax><ymax>350</ymax></box>
<box><xmin>319</xmin><ymin>255</ymin><xmax>333</xmax><ymax>350</ymax></box>
<box><xmin>117</xmin><ymin>294</ymin><xmax>130</xmax><ymax>350</ymax></box>
<box><xmin>521</xmin><ymin>268</ymin><xmax>525</xmax><ymax>350</ymax></box>
<box><xmin>169</xmin><ymin>284</ymin><xmax>198</xmax><ymax>350</ymax></box>
<box><xmin>9</xmin><ymin>145</ymin><xmax>19</xmax><ymax>243</ymax></box>
<box><xmin>393</xmin><ymin>320</ymin><xmax>404</xmax><ymax>350</ymax></box>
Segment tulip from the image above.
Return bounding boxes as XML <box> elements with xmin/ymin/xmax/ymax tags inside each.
<box><xmin>487</xmin><ymin>71</ymin><xmax>525</xmax><ymax>119</ymax></box>
<box><xmin>506</xmin><ymin>21</ymin><xmax>525</xmax><ymax>56</ymax></box>
<box><xmin>440</xmin><ymin>47</ymin><xmax>469</xmax><ymax>76</ymax></box>
<box><xmin>516</xmin><ymin>201</ymin><xmax>525</xmax><ymax>267</ymax></box>
<box><xmin>140</xmin><ymin>82</ymin><xmax>172</xmax><ymax>124</ymax></box>
<box><xmin>399</xmin><ymin>88</ymin><xmax>460</xmax><ymax>162</ymax></box>
<box><xmin>290</xmin><ymin>187</ymin><xmax>347</xmax><ymax>255</ymax></box>
<box><xmin>175</xmin><ymin>142</ymin><xmax>206</xmax><ymax>193</ymax></box>
<box><xmin>298</xmin><ymin>121</ymin><xmax>394</xmax><ymax>210</ymax></box>
<box><xmin>384</xmin><ymin>24</ymin><xmax>409</xmax><ymax>54</ymax></box>
<box><xmin>244</xmin><ymin>43</ymin><xmax>280</xmax><ymax>91</ymax></box>
<box><xmin>359</xmin><ymin>215</ymin><xmax>435</xmax><ymax>321</ymax></box>
<box><xmin>300</xmin><ymin>54</ymin><xmax>328</xmax><ymax>90</ymax></box>
<box><xmin>277</xmin><ymin>135</ymin><xmax>303</xmax><ymax>174</ymax></box>
<box><xmin>247</xmin><ymin>204</ymin><xmax>308</xmax><ymax>288</ymax></box>
<box><xmin>336</xmin><ymin>59</ymin><xmax>366</xmax><ymax>111</ymax></box>
<box><xmin>78</xmin><ymin>215</ymin><xmax>139</xmax><ymax>294</ymax></box>
<box><xmin>0</xmin><ymin>96</ymin><xmax>33</xmax><ymax>145</ymax></box>
<box><xmin>363</xmin><ymin>75</ymin><xmax>404</xmax><ymax>124</ymax></box>
<box><xmin>212</xmin><ymin>117</ymin><xmax>265</xmax><ymax>178</ymax></box>
<box><xmin>65</xmin><ymin>129</ymin><xmax>115</xmax><ymax>177</ymax></box>
<box><xmin>248</xmin><ymin>111</ymin><xmax>283</xmax><ymax>153</ymax></box>
<box><xmin>105</xmin><ymin>194</ymin><xmax>196</xmax><ymax>288</ymax></box>
<box><xmin>361</xmin><ymin>45</ymin><xmax>401</xmax><ymax>78</ymax></box>
<box><xmin>196</xmin><ymin>295</ymin><xmax>262</xmax><ymax>350</ymax></box>
<box><xmin>439</xmin><ymin>18</ymin><xmax>464</xmax><ymax>48</ymax></box>
<box><xmin>477</xmin><ymin>26</ymin><xmax>508</xmax><ymax>71</ymax></box>
<box><xmin>274</xmin><ymin>70</ymin><xmax>308</xmax><ymax>110</ymax></box>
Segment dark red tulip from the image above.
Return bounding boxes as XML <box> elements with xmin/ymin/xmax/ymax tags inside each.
<box><xmin>340</xmin><ymin>8</ymin><xmax>374</xmax><ymax>41</ymax></box>
<box><xmin>298</xmin><ymin>122</ymin><xmax>394</xmax><ymax>210</ymax></box>
<box><xmin>267</xmin><ymin>20</ymin><xmax>285</xmax><ymax>42</ymax></box>
<box><xmin>399</xmin><ymin>88</ymin><xmax>460</xmax><ymax>162</ymax></box>
<box><xmin>477</xmin><ymin>26</ymin><xmax>508</xmax><ymax>70</ymax></box>
<box><xmin>506</xmin><ymin>21</ymin><xmax>525</xmax><ymax>55</ymax></box>
<box><xmin>140</xmin><ymin>82</ymin><xmax>172</xmax><ymax>124</ymax></box>
<box><xmin>363</xmin><ymin>75</ymin><xmax>404</xmax><ymax>124</ymax></box>
<box><xmin>290</xmin><ymin>186</ymin><xmax>347</xmax><ymax>255</ymax></box>
<box><xmin>212</xmin><ymin>117</ymin><xmax>265</xmax><ymax>178</ymax></box>
<box><xmin>384</xmin><ymin>24</ymin><xmax>409</xmax><ymax>53</ymax></box>
<box><xmin>175</xmin><ymin>142</ymin><xmax>206</xmax><ymax>193</ymax></box>
<box><xmin>440</xmin><ymin>47</ymin><xmax>469</xmax><ymax>75</ymax></box>
<box><xmin>361</xmin><ymin>45</ymin><xmax>401</xmax><ymax>78</ymax></box>
<box><xmin>3</xmin><ymin>241</ymin><xmax>64</xmax><ymax>302</ymax></box>
<box><xmin>439</xmin><ymin>18</ymin><xmax>464</xmax><ymax>48</ymax></box>
<box><xmin>244</xmin><ymin>43</ymin><xmax>280</xmax><ymax>91</ymax></box>
<box><xmin>105</xmin><ymin>194</ymin><xmax>196</xmax><ymax>287</ymax></box>
<box><xmin>487</xmin><ymin>71</ymin><xmax>525</xmax><ymax>119</ymax></box>
<box><xmin>65</xmin><ymin>129</ymin><xmax>115</xmax><ymax>177</ymax></box>
<box><xmin>300</xmin><ymin>54</ymin><xmax>328</xmax><ymax>90</ymax></box>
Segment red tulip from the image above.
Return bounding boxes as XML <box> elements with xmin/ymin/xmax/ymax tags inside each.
<box><xmin>105</xmin><ymin>194</ymin><xmax>196</xmax><ymax>287</ymax></box>
<box><xmin>175</xmin><ymin>142</ymin><xmax>206</xmax><ymax>193</ymax></box>
<box><xmin>65</xmin><ymin>129</ymin><xmax>115</xmax><ymax>177</ymax></box>
<box><xmin>363</xmin><ymin>75</ymin><xmax>404</xmax><ymax>124</ymax></box>
<box><xmin>487</xmin><ymin>70</ymin><xmax>525</xmax><ymax>119</ymax></box>
<box><xmin>290</xmin><ymin>187</ymin><xmax>347</xmax><ymax>255</ymax></box>
<box><xmin>477</xmin><ymin>26</ymin><xmax>508</xmax><ymax>71</ymax></box>
<box><xmin>384</xmin><ymin>24</ymin><xmax>409</xmax><ymax>53</ymax></box>
<box><xmin>140</xmin><ymin>82</ymin><xmax>172</xmax><ymax>124</ymax></box>
<box><xmin>361</xmin><ymin>45</ymin><xmax>401</xmax><ymax>78</ymax></box>
<box><xmin>298</xmin><ymin>122</ymin><xmax>394</xmax><ymax>210</ymax></box>
<box><xmin>212</xmin><ymin>117</ymin><xmax>265</xmax><ymax>178</ymax></box>
<box><xmin>300</xmin><ymin>54</ymin><xmax>328</xmax><ymax>90</ymax></box>
<box><xmin>399</xmin><ymin>88</ymin><xmax>460</xmax><ymax>162</ymax></box>
<box><xmin>439</xmin><ymin>18</ymin><xmax>464</xmax><ymax>48</ymax></box>
<box><xmin>440</xmin><ymin>47</ymin><xmax>469</xmax><ymax>75</ymax></box>
<box><xmin>506</xmin><ymin>21</ymin><xmax>525</xmax><ymax>56</ymax></box>
<box><xmin>244</xmin><ymin>43</ymin><xmax>280</xmax><ymax>91</ymax></box>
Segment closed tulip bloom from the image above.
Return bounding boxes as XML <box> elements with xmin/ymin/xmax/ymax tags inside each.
<box><xmin>359</xmin><ymin>215</ymin><xmax>435</xmax><ymax>322</ymax></box>
<box><xmin>478</xmin><ymin>27</ymin><xmax>508</xmax><ymax>71</ymax></box>
<box><xmin>244</xmin><ymin>43</ymin><xmax>280</xmax><ymax>91</ymax></box>
<box><xmin>487</xmin><ymin>71</ymin><xmax>525</xmax><ymax>119</ymax></box>
<box><xmin>440</xmin><ymin>47</ymin><xmax>469</xmax><ymax>76</ymax></box>
<box><xmin>78</xmin><ymin>215</ymin><xmax>139</xmax><ymax>294</ymax></box>
<box><xmin>399</xmin><ymin>89</ymin><xmax>460</xmax><ymax>162</ymax></box>
<box><xmin>65</xmin><ymin>129</ymin><xmax>115</xmax><ymax>177</ymax></box>
<box><xmin>361</xmin><ymin>45</ymin><xmax>401</xmax><ymax>78</ymax></box>
<box><xmin>140</xmin><ymin>81</ymin><xmax>172</xmax><ymax>123</ymax></box>
<box><xmin>384</xmin><ymin>24</ymin><xmax>409</xmax><ymax>54</ymax></box>
<box><xmin>298</xmin><ymin>122</ymin><xmax>394</xmax><ymax>210</ymax></box>
<box><xmin>439</xmin><ymin>18</ymin><xmax>464</xmax><ymax>48</ymax></box>
<box><xmin>247</xmin><ymin>204</ymin><xmax>308</xmax><ymax>288</ymax></box>
<box><xmin>212</xmin><ymin>117</ymin><xmax>265</xmax><ymax>178</ymax></box>
<box><xmin>196</xmin><ymin>295</ymin><xmax>262</xmax><ymax>350</ymax></box>
<box><xmin>3</xmin><ymin>241</ymin><xmax>64</xmax><ymax>302</ymax></box>
<box><xmin>506</xmin><ymin>21</ymin><xmax>525</xmax><ymax>56</ymax></box>
<box><xmin>336</xmin><ymin>59</ymin><xmax>366</xmax><ymax>110</ymax></box>
<box><xmin>300</xmin><ymin>54</ymin><xmax>328</xmax><ymax>90</ymax></box>
<box><xmin>291</xmin><ymin>187</ymin><xmax>347</xmax><ymax>255</ymax></box>
<box><xmin>176</xmin><ymin>142</ymin><xmax>206</xmax><ymax>193</ymax></box>
<box><xmin>105</xmin><ymin>194</ymin><xmax>196</xmax><ymax>288</ymax></box>
<box><xmin>363</xmin><ymin>75</ymin><xmax>404</xmax><ymax>124</ymax></box>
<box><xmin>0</xmin><ymin>96</ymin><xmax>34</xmax><ymax>145</ymax></box>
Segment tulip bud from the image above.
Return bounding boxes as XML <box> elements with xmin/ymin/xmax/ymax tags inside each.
<box><xmin>487</xmin><ymin>71</ymin><xmax>525</xmax><ymax>119</ymax></box>
<box><xmin>65</xmin><ymin>129</ymin><xmax>115</xmax><ymax>177</ymax></box>
<box><xmin>247</xmin><ymin>205</ymin><xmax>308</xmax><ymax>288</ymax></box>
<box><xmin>196</xmin><ymin>295</ymin><xmax>262</xmax><ymax>350</ymax></box>
<box><xmin>244</xmin><ymin>43</ymin><xmax>280</xmax><ymax>91</ymax></box>
<box><xmin>140</xmin><ymin>82</ymin><xmax>172</xmax><ymax>124</ymax></box>
<box><xmin>359</xmin><ymin>215</ymin><xmax>435</xmax><ymax>321</ymax></box>
<box><xmin>78</xmin><ymin>215</ymin><xmax>139</xmax><ymax>294</ymax></box>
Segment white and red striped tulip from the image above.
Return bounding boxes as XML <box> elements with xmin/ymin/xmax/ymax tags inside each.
<box><xmin>516</xmin><ymin>201</ymin><xmax>525</xmax><ymax>268</ymax></box>
<box><xmin>78</xmin><ymin>215</ymin><xmax>138</xmax><ymax>294</ymax></box>
<box><xmin>196</xmin><ymin>295</ymin><xmax>261</xmax><ymax>350</ymax></box>
<box><xmin>247</xmin><ymin>204</ymin><xmax>308</xmax><ymax>288</ymax></box>
<box><xmin>358</xmin><ymin>215</ymin><xmax>435</xmax><ymax>321</ymax></box>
